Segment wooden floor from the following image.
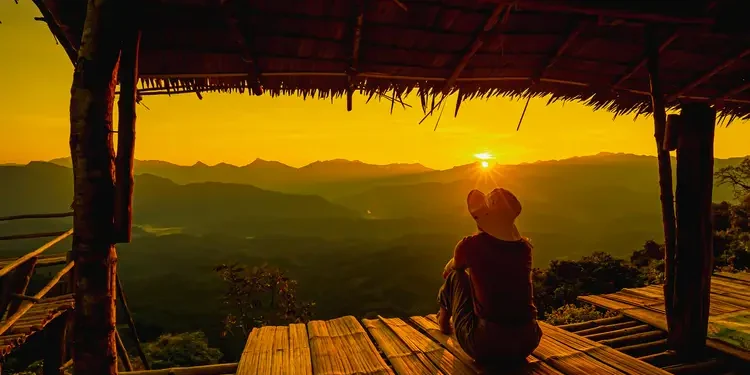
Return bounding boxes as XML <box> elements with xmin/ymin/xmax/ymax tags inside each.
<box><xmin>235</xmin><ymin>314</ymin><xmax>670</xmax><ymax>375</ymax></box>
<box><xmin>557</xmin><ymin>315</ymin><xmax>749</xmax><ymax>375</ymax></box>
<box><xmin>0</xmin><ymin>294</ymin><xmax>73</xmax><ymax>357</ymax></box>
<box><xmin>578</xmin><ymin>272</ymin><xmax>750</xmax><ymax>362</ymax></box>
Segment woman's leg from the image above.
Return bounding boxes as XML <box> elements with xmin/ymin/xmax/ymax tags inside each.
<box><xmin>437</xmin><ymin>270</ymin><xmax>479</xmax><ymax>356</ymax></box>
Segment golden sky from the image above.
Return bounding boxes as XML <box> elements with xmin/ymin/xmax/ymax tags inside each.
<box><xmin>2</xmin><ymin>2</ymin><xmax>748</xmax><ymax>170</ymax></box>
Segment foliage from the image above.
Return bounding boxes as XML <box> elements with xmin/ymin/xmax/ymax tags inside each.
<box><xmin>545</xmin><ymin>304</ymin><xmax>617</xmax><ymax>326</ymax></box>
<box><xmin>141</xmin><ymin>331</ymin><xmax>223</xmax><ymax>369</ymax></box>
<box><xmin>715</xmin><ymin>157</ymin><xmax>750</xmax><ymax>200</ymax></box>
<box><xmin>533</xmin><ymin>252</ymin><xmax>644</xmax><ymax>318</ymax></box>
<box><xmin>215</xmin><ymin>263</ymin><xmax>314</xmax><ymax>337</ymax></box>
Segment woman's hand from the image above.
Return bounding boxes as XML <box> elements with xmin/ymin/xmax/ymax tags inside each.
<box><xmin>442</xmin><ymin>258</ymin><xmax>455</xmax><ymax>279</ymax></box>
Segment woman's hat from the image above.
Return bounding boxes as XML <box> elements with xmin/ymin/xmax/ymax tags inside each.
<box><xmin>467</xmin><ymin>188</ymin><xmax>522</xmax><ymax>241</ymax></box>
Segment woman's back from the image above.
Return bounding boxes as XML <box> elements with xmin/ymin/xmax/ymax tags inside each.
<box><xmin>460</xmin><ymin>232</ymin><xmax>537</xmax><ymax>324</ymax></box>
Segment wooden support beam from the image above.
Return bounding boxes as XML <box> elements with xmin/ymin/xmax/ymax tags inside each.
<box><xmin>11</xmin><ymin>293</ymin><xmax>41</xmax><ymax>303</ymax></box>
<box><xmin>221</xmin><ymin>0</ymin><xmax>263</xmax><ymax>96</ymax></box>
<box><xmin>441</xmin><ymin>3</ymin><xmax>509</xmax><ymax>94</ymax></box>
<box><xmin>670</xmin><ymin>47</ymin><xmax>750</xmax><ymax>101</ymax></box>
<box><xmin>69</xmin><ymin>0</ymin><xmax>123</xmax><ymax>373</ymax></box>
<box><xmin>645</xmin><ymin>25</ymin><xmax>678</xmax><ymax>350</ymax></box>
<box><xmin>614</xmin><ymin>31</ymin><xmax>679</xmax><ymax>88</ymax></box>
<box><xmin>120</xmin><ymin>363</ymin><xmax>239</xmax><ymax>375</ymax></box>
<box><xmin>346</xmin><ymin>0</ymin><xmax>364</xmax><ymax>112</ymax></box>
<box><xmin>672</xmin><ymin>102</ymin><xmax>716</xmax><ymax>359</ymax></box>
<box><xmin>43</xmin><ymin>314</ymin><xmax>68</xmax><ymax>375</ymax></box>
<box><xmin>118</xmin><ymin>275</ymin><xmax>150</xmax><ymax>370</ymax></box>
<box><xmin>535</xmin><ymin>21</ymin><xmax>588</xmax><ymax>81</ymax></box>
<box><xmin>0</xmin><ymin>230</ymin><xmax>70</xmax><ymax>241</ymax></box>
<box><xmin>30</xmin><ymin>0</ymin><xmax>77</xmax><ymax>65</ymax></box>
<box><xmin>114</xmin><ymin>20</ymin><xmax>141</xmax><ymax>243</ymax></box>
<box><xmin>116</xmin><ymin>329</ymin><xmax>134</xmax><ymax>371</ymax></box>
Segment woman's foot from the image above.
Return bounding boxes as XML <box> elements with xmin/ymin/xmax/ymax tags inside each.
<box><xmin>438</xmin><ymin>307</ymin><xmax>452</xmax><ymax>334</ymax></box>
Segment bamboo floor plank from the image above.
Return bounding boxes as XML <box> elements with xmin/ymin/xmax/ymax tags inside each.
<box><xmin>328</xmin><ymin>316</ymin><xmax>393</xmax><ymax>375</ymax></box>
<box><xmin>289</xmin><ymin>323</ymin><xmax>313</xmax><ymax>375</ymax></box>
<box><xmin>379</xmin><ymin>316</ymin><xmax>475</xmax><ymax>375</ymax></box>
<box><xmin>362</xmin><ymin>318</ymin><xmax>445</xmax><ymax>375</ymax></box>
<box><xmin>539</xmin><ymin>321</ymin><xmax>671</xmax><ymax>375</ymax></box>
<box><xmin>237</xmin><ymin>326</ymin><xmax>274</xmax><ymax>375</ymax></box>
<box><xmin>410</xmin><ymin>315</ymin><xmax>562</xmax><ymax>375</ymax></box>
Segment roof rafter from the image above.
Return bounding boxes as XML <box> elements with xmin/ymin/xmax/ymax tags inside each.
<box><xmin>346</xmin><ymin>0</ymin><xmax>365</xmax><ymax>111</ymax></box>
<box><xmin>720</xmin><ymin>80</ymin><xmax>750</xmax><ymax>101</ymax></box>
<box><xmin>534</xmin><ymin>21</ymin><xmax>588</xmax><ymax>82</ymax></box>
<box><xmin>612</xmin><ymin>31</ymin><xmax>679</xmax><ymax>89</ymax></box>
<box><xmin>486</xmin><ymin>0</ymin><xmax>713</xmax><ymax>25</ymax></box>
<box><xmin>440</xmin><ymin>3</ymin><xmax>509</xmax><ymax>95</ymax></box>
<box><xmin>669</xmin><ymin>47</ymin><xmax>750</xmax><ymax>102</ymax></box>
<box><xmin>220</xmin><ymin>0</ymin><xmax>263</xmax><ymax>95</ymax></box>
<box><xmin>31</xmin><ymin>0</ymin><xmax>77</xmax><ymax>65</ymax></box>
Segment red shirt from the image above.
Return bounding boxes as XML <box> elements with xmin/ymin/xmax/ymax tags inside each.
<box><xmin>454</xmin><ymin>232</ymin><xmax>537</xmax><ymax>323</ymax></box>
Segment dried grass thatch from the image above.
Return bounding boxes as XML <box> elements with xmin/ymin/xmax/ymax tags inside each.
<box><xmin>32</xmin><ymin>0</ymin><xmax>750</xmax><ymax>119</ymax></box>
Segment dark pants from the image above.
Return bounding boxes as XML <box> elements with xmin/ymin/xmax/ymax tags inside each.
<box><xmin>438</xmin><ymin>270</ymin><xmax>542</xmax><ymax>364</ymax></box>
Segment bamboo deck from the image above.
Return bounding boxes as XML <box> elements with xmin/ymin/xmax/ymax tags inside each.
<box><xmin>578</xmin><ymin>272</ymin><xmax>750</xmax><ymax>362</ymax></box>
<box><xmin>234</xmin><ymin>315</ymin><xmax>670</xmax><ymax>375</ymax></box>
<box><xmin>0</xmin><ymin>293</ymin><xmax>73</xmax><ymax>357</ymax></box>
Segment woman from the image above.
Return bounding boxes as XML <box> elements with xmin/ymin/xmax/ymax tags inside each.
<box><xmin>437</xmin><ymin>188</ymin><xmax>542</xmax><ymax>364</ymax></box>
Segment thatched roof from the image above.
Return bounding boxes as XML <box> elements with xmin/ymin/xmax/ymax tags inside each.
<box><xmin>33</xmin><ymin>0</ymin><xmax>750</xmax><ymax>119</ymax></box>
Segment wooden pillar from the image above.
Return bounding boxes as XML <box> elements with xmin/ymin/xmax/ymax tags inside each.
<box><xmin>43</xmin><ymin>314</ymin><xmax>68</xmax><ymax>375</ymax></box>
<box><xmin>114</xmin><ymin>18</ymin><xmax>141</xmax><ymax>244</ymax></box>
<box><xmin>673</xmin><ymin>102</ymin><xmax>716</xmax><ymax>357</ymax></box>
<box><xmin>644</xmin><ymin>27</ymin><xmax>678</xmax><ymax>347</ymax></box>
<box><xmin>69</xmin><ymin>0</ymin><xmax>124</xmax><ymax>373</ymax></box>
<box><xmin>117</xmin><ymin>275</ymin><xmax>150</xmax><ymax>369</ymax></box>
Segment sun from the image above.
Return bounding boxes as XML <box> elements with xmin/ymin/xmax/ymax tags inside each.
<box><xmin>480</xmin><ymin>161</ymin><xmax>489</xmax><ymax>168</ymax></box>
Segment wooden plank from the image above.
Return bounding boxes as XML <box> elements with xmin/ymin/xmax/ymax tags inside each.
<box><xmin>309</xmin><ymin>316</ymin><xmax>390</xmax><ymax>375</ymax></box>
<box><xmin>0</xmin><ymin>229</ymin><xmax>72</xmax><ymax>278</ymax></box>
<box><xmin>540</xmin><ymin>322</ymin><xmax>671</xmax><ymax>375</ymax></box>
<box><xmin>378</xmin><ymin>316</ymin><xmax>474</xmax><ymax>375</ymax></box>
<box><xmin>409</xmin><ymin>315</ymin><xmax>562</xmax><ymax>375</ymax></box>
<box><xmin>715</xmin><ymin>272</ymin><xmax>750</xmax><ymax>284</ymax></box>
<box><xmin>580</xmin><ymin>295</ymin><xmax>750</xmax><ymax>361</ymax></box>
<box><xmin>271</xmin><ymin>325</ymin><xmax>289</xmax><ymax>375</ymax></box>
<box><xmin>288</xmin><ymin>323</ymin><xmax>312</xmax><ymax>375</ymax></box>
<box><xmin>327</xmin><ymin>316</ymin><xmax>392</xmax><ymax>375</ymax></box>
<box><xmin>362</xmin><ymin>318</ymin><xmax>444</xmax><ymax>375</ymax></box>
<box><xmin>236</xmin><ymin>327</ymin><xmax>264</xmax><ymax>375</ymax></box>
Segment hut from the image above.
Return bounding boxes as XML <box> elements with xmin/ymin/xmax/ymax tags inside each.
<box><xmin>22</xmin><ymin>0</ymin><xmax>750</xmax><ymax>374</ymax></box>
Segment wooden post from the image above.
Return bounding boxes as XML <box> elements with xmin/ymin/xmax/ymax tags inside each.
<box><xmin>114</xmin><ymin>16</ymin><xmax>141</xmax><ymax>244</ymax></box>
<box><xmin>43</xmin><ymin>313</ymin><xmax>68</xmax><ymax>375</ymax></box>
<box><xmin>673</xmin><ymin>102</ymin><xmax>716</xmax><ymax>358</ymax></box>
<box><xmin>644</xmin><ymin>26</ymin><xmax>678</xmax><ymax>348</ymax></box>
<box><xmin>69</xmin><ymin>0</ymin><xmax>124</xmax><ymax>373</ymax></box>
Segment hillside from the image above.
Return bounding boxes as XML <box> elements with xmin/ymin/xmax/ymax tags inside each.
<box><xmin>0</xmin><ymin>163</ymin><xmax>357</xmax><ymax>224</ymax></box>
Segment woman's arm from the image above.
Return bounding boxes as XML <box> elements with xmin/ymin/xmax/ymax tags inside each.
<box><xmin>442</xmin><ymin>238</ymin><xmax>470</xmax><ymax>278</ymax></box>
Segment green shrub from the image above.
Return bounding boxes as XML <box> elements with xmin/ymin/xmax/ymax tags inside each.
<box><xmin>544</xmin><ymin>304</ymin><xmax>616</xmax><ymax>326</ymax></box>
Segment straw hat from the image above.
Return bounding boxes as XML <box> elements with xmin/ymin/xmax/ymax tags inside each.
<box><xmin>467</xmin><ymin>188</ymin><xmax>523</xmax><ymax>241</ymax></box>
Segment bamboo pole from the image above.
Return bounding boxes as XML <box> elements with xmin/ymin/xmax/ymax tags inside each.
<box><xmin>0</xmin><ymin>257</ymin><xmax>38</xmax><ymax>320</ymax></box>
<box><xmin>0</xmin><ymin>230</ymin><xmax>71</xmax><ymax>242</ymax></box>
<box><xmin>645</xmin><ymin>25</ymin><xmax>678</xmax><ymax>349</ymax></box>
<box><xmin>0</xmin><ymin>229</ymin><xmax>72</xmax><ymax>277</ymax></box>
<box><xmin>120</xmin><ymin>363</ymin><xmax>238</xmax><ymax>375</ymax></box>
<box><xmin>118</xmin><ymin>275</ymin><xmax>150</xmax><ymax>370</ymax></box>
<box><xmin>672</xmin><ymin>102</ymin><xmax>716</xmax><ymax>358</ymax></box>
<box><xmin>116</xmin><ymin>329</ymin><xmax>134</xmax><ymax>371</ymax></box>
<box><xmin>0</xmin><ymin>212</ymin><xmax>74</xmax><ymax>222</ymax></box>
<box><xmin>114</xmin><ymin>19</ymin><xmax>141</xmax><ymax>244</ymax></box>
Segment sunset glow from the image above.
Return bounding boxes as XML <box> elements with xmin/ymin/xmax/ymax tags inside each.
<box><xmin>474</xmin><ymin>152</ymin><xmax>495</xmax><ymax>161</ymax></box>
<box><xmin>480</xmin><ymin>161</ymin><xmax>490</xmax><ymax>168</ymax></box>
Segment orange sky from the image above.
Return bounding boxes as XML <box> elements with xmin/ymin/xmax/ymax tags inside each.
<box><xmin>2</xmin><ymin>2</ymin><xmax>748</xmax><ymax>170</ymax></box>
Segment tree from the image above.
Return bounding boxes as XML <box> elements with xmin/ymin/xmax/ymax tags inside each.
<box><xmin>715</xmin><ymin>157</ymin><xmax>750</xmax><ymax>199</ymax></box>
<box><xmin>141</xmin><ymin>331</ymin><xmax>222</xmax><ymax>369</ymax></box>
<box><xmin>214</xmin><ymin>263</ymin><xmax>314</xmax><ymax>337</ymax></box>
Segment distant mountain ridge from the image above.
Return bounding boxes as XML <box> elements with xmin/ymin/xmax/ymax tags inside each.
<box><xmin>47</xmin><ymin>157</ymin><xmax>433</xmax><ymax>190</ymax></box>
